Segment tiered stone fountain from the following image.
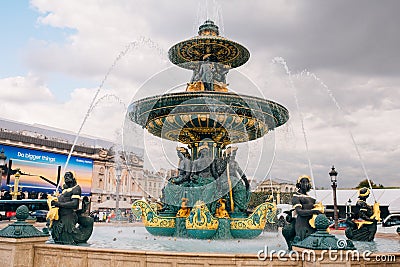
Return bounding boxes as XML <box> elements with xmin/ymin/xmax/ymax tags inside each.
<box><xmin>129</xmin><ymin>20</ymin><xmax>288</xmax><ymax>239</ymax></box>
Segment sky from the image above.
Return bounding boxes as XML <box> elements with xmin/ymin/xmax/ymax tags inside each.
<box><xmin>0</xmin><ymin>0</ymin><xmax>399</xmax><ymax>190</ymax></box>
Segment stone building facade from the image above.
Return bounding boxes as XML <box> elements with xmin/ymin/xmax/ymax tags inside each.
<box><xmin>254</xmin><ymin>179</ymin><xmax>297</xmax><ymax>193</ymax></box>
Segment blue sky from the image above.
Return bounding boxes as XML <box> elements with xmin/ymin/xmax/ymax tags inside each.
<box><xmin>0</xmin><ymin>1</ymin><xmax>38</xmax><ymax>75</ymax></box>
<box><xmin>0</xmin><ymin>1</ymin><xmax>94</xmax><ymax>100</ymax></box>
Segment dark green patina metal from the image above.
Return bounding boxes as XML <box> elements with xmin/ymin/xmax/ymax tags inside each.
<box><xmin>187</xmin><ymin>229</ymin><xmax>217</xmax><ymax>239</ymax></box>
<box><xmin>0</xmin><ymin>205</ymin><xmax>49</xmax><ymax>238</ymax></box>
<box><xmin>230</xmin><ymin>229</ymin><xmax>262</xmax><ymax>239</ymax></box>
<box><xmin>294</xmin><ymin>214</ymin><xmax>355</xmax><ymax>250</ymax></box>
<box><xmin>128</xmin><ymin>91</ymin><xmax>288</xmax><ymax>147</ymax></box>
<box><xmin>213</xmin><ymin>218</ymin><xmax>232</xmax><ymax>239</ymax></box>
<box><xmin>145</xmin><ymin>226</ymin><xmax>176</xmax><ymax>237</ymax></box>
<box><xmin>168</xmin><ymin>20</ymin><xmax>250</xmax><ymax>69</ymax></box>
<box><xmin>129</xmin><ymin>20</ymin><xmax>286</xmax><ymax>239</ymax></box>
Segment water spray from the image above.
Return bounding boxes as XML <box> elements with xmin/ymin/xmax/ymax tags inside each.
<box><xmin>56</xmin><ymin>37</ymin><xmax>167</xmax><ymax>192</ymax></box>
<box><xmin>300</xmin><ymin>70</ymin><xmax>377</xmax><ymax>202</ymax></box>
<box><xmin>273</xmin><ymin>57</ymin><xmax>317</xmax><ymax>199</ymax></box>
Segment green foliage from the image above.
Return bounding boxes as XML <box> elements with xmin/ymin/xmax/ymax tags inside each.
<box><xmin>280</xmin><ymin>192</ymin><xmax>294</xmax><ymax>204</ymax></box>
<box><xmin>248</xmin><ymin>192</ymin><xmax>266</xmax><ymax>210</ymax></box>
<box><xmin>355</xmin><ymin>179</ymin><xmax>384</xmax><ymax>189</ymax></box>
<box><xmin>248</xmin><ymin>191</ymin><xmax>294</xmax><ymax>210</ymax></box>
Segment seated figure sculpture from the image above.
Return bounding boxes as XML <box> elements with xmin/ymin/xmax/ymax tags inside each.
<box><xmin>214</xmin><ymin>63</ymin><xmax>230</xmax><ymax>85</ymax></box>
<box><xmin>223</xmin><ymin>146</ymin><xmax>250</xmax><ymax>215</ymax></box>
<box><xmin>171</xmin><ymin>147</ymin><xmax>192</xmax><ymax>185</ymax></box>
<box><xmin>49</xmin><ymin>171</ymin><xmax>94</xmax><ymax>245</ymax></box>
<box><xmin>198</xmin><ymin>55</ymin><xmax>217</xmax><ymax>91</ymax></box>
<box><xmin>215</xmin><ymin>198</ymin><xmax>230</xmax><ymax>218</ymax></box>
<box><xmin>282</xmin><ymin>175</ymin><xmax>321</xmax><ymax>250</ymax></box>
<box><xmin>345</xmin><ymin>187</ymin><xmax>379</xmax><ymax>241</ymax></box>
<box><xmin>191</xmin><ymin>145</ymin><xmax>218</xmax><ymax>212</ymax></box>
<box><xmin>160</xmin><ymin>147</ymin><xmax>192</xmax><ymax>213</ymax></box>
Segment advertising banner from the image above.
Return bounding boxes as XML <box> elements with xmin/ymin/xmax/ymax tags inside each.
<box><xmin>0</xmin><ymin>144</ymin><xmax>93</xmax><ymax>195</ymax></box>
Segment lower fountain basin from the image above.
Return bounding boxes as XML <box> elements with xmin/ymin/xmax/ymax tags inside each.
<box><xmin>80</xmin><ymin>225</ymin><xmax>399</xmax><ymax>254</ymax></box>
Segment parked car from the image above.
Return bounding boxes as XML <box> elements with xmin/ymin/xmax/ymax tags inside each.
<box><xmin>30</xmin><ymin>210</ymin><xmax>48</xmax><ymax>222</ymax></box>
<box><xmin>328</xmin><ymin>219</ymin><xmax>349</xmax><ymax>230</ymax></box>
<box><xmin>382</xmin><ymin>213</ymin><xmax>400</xmax><ymax>227</ymax></box>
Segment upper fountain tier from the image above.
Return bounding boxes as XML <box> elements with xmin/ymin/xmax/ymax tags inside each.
<box><xmin>128</xmin><ymin>20</ymin><xmax>289</xmax><ymax>158</ymax></box>
<box><xmin>168</xmin><ymin>20</ymin><xmax>250</xmax><ymax>70</ymax></box>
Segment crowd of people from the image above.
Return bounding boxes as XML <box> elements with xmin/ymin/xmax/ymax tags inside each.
<box><xmin>0</xmin><ymin>189</ymin><xmax>48</xmax><ymax>200</ymax></box>
<box><xmin>90</xmin><ymin>209</ymin><xmax>138</xmax><ymax>223</ymax></box>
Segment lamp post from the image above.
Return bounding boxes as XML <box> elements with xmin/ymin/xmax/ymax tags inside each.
<box><xmin>0</xmin><ymin>149</ymin><xmax>21</xmax><ymax>197</ymax></box>
<box><xmin>0</xmin><ymin>149</ymin><xmax>8</xmax><ymax>180</ymax></box>
<box><xmin>115</xmin><ymin>164</ymin><xmax>122</xmax><ymax>216</ymax></box>
<box><xmin>10</xmin><ymin>171</ymin><xmax>21</xmax><ymax>200</ymax></box>
<box><xmin>0</xmin><ymin>149</ymin><xmax>19</xmax><ymax>176</ymax></box>
<box><xmin>0</xmin><ymin>149</ymin><xmax>22</xmax><ymax>199</ymax></box>
<box><xmin>0</xmin><ymin>149</ymin><xmax>6</xmax><ymax>168</ymax></box>
<box><xmin>0</xmin><ymin>149</ymin><xmax>6</xmax><ymax>185</ymax></box>
<box><xmin>347</xmin><ymin>198</ymin><xmax>352</xmax><ymax>218</ymax></box>
<box><xmin>329</xmin><ymin>166</ymin><xmax>338</xmax><ymax>230</ymax></box>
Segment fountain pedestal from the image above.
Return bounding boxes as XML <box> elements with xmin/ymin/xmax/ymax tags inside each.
<box><xmin>0</xmin><ymin>205</ymin><xmax>49</xmax><ymax>267</ymax></box>
<box><xmin>293</xmin><ymin>214</ymin><xmax>355</xmax><ymax>251</ymax></box>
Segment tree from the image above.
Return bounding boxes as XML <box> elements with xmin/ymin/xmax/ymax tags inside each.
<box><xmin>248</xmin><ymin>192</ymin><xmax>266</xmax><ymax>210</ymax></box>
<box><xmin>355</xmin><ymin>179</ymin><xmax>384</xmax><ymax>189</ymax></box>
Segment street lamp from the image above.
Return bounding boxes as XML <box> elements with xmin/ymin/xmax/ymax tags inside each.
<box><xmin>115</xmin><ymin>164</ymin><xmax>122</xmax><ymax>216</ymax></box>
<box><xmin>0</xmin><ymin>149</ymin><xmax>7</xmax><ymax>167</ymax></box>
<box><xmin>346</xmin><ymin>198</ymin><xmax>352</xmax><ymax>218</ymax></box>
<box><xmin>0</xmin><ymin>149</ymin><xmax>19</xmax><ymax>177</ymax></box>
<box><xmin>0</xmin><ymin>149</ymin><xmax>7</xmax><ymax>184</ymax></box>
<box><xmin>329</xmin><ymin>165</ymin><xmax>338</xmax><ymax>230</ymax></box>
<box><xmin>0</xmin><ymin>149</ymin><xmax>21</xmax><ymax>197</ymax></box>
<box><xmin>10</xmin><ymin>171</ymin><xmax>21</xmax><ymax>200</ymax></box>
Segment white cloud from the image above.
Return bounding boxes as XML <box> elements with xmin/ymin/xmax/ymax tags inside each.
<box><xmin>1</xmin><ymin>0</ymin><xmax>398</xmax><ymax>188</ymax></box>
<box><xmin>0</xmin><ymin>74</ymin><xmax>53</xmax><ymax>102</ymax></box>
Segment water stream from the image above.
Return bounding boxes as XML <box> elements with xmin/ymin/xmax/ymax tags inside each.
<box><xmin>57</xmin><ymin>37</ymin><xmax>167</xmax><ymax>191</ymax></box>
<box><xmin>299</xmin><ymin>70</ymin><xmax>376</xmax><ymax>201</ymax></box>
<box><xmin>272</xmin><ymin>57</ymin><xmax>377</xmax><ymax>202</ymax></box>
<box><xmin>272</xmin><ymin>57</ymin><xmax>317</xmax><ymax>197</ymax></box>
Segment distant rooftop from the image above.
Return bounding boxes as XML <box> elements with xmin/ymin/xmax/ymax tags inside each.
<box><xmin>0</xmin><ymin>117</ymin><xmax>114</xmax><ymax>149</ymax></box>
<box><xmin>311</xmin><ymin>189</ymin><xmax>400</xmax><ymax>207</ymax></box>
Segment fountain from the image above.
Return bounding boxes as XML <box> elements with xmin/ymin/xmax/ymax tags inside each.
<box><xmin>0</xmin><ymin>19</ymin><xmax>398</xmax><ymax>267</ymax></box>
<box><xmin>128</xmin><ymin>20</ymin><xmax>288</xmax><ymax>239</ymax></box>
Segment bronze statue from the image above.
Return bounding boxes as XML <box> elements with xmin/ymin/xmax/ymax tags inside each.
<box><xmin>171</xmin><ymin>147</ymin><xmax>192</xmax><ymax>185</ymax></box>
<box><xmin>215</xmin><ymin>198</ymin><xmax>229</xmax><ymax>218</ymax></box>
<box><xmin>345</xmin><ymin>187</ymin><xmax>379</xmax><ymax>241</ymax></box>
<box><xmin>192</xmin><ymin>145</ymin><xmax>213</xmax><ymax>180</ymax></box>
<box><xmin>282</xmin><ymin>175</ymin><xmax>321</xmax><ymax>249</ymax></box>
<box><xmin>160</xmin><ymin>147</ymin><xmax>192</xmax><ymax>213</ymax></box>
<box><xmin>189</xmin><ymin>63</ymin><xmax>201</xmax><ymax>83</ymax></box>
<box><xmin>223</xmin><ymin>146</ymin><xmax>250</xmax><ymax>214</ymax></box>
<box><xmin>176</xmin><ymin>198</ymin><xmax>190</xmax><ymax>217</ymax></box>
<box><xmin>49</xmin><ymin>171</ymin><xmax>93</xmax><ymax>245</ymax></box>
<box><xmin>198</xmin><ymin>55</ymin><xmax>216</xmax><ymax>91</ymax></box>
<box><xmin>214</xmin><ymin>64</ymin><xmax>230</xmax><ymax>84</ymax></box>
<box><xmin>191</xmin><ymin>145</ymin><xmax>218</xmax><ymax>212</ymax></box>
